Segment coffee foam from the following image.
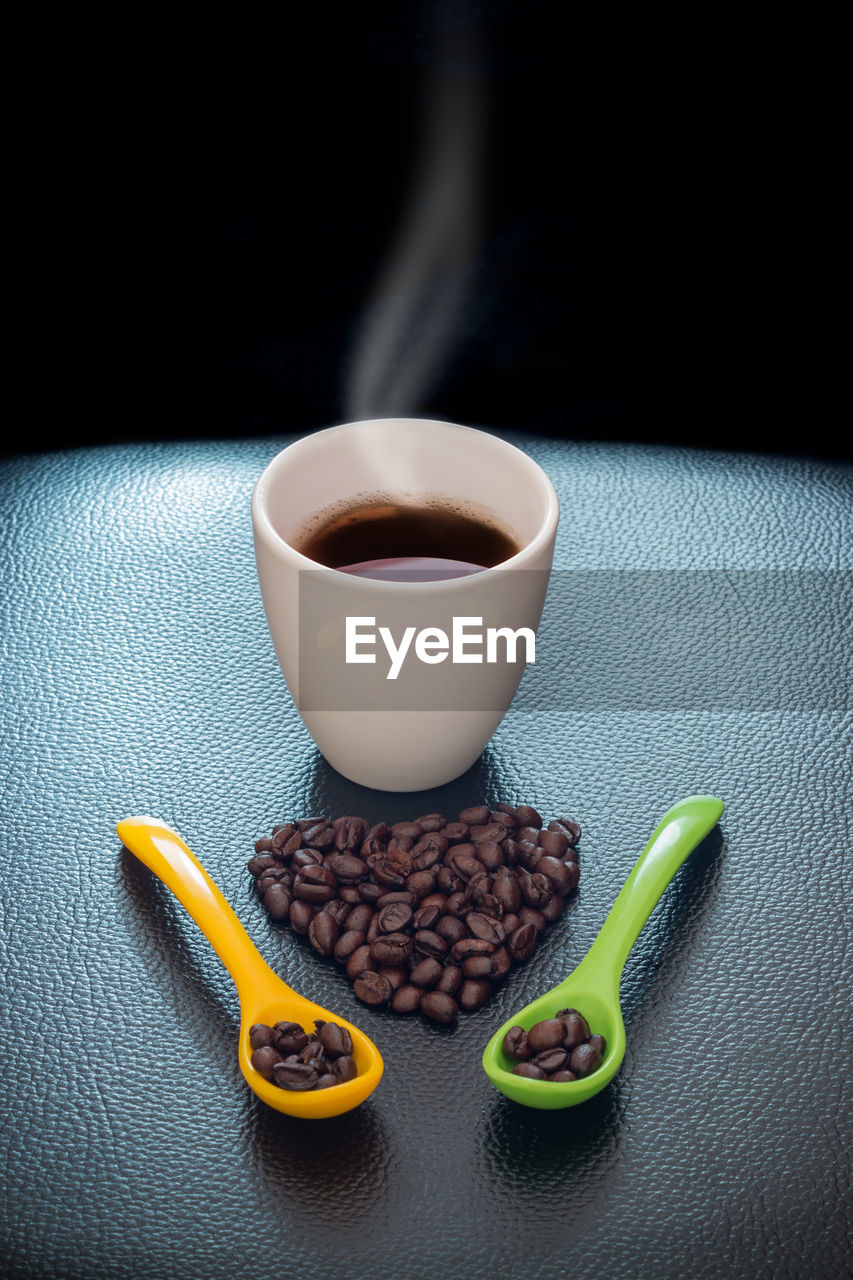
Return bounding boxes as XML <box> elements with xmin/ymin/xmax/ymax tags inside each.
<box><xmin>292</xmin><ymin>492</ymin><xmax>521</xmax><ymax>555</ymax></box>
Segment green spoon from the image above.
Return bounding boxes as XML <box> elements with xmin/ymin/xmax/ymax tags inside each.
<box><xmin>482</xmin><ymin>793</ymin><xmax>725</xmax><ymax>1109</ymax></box>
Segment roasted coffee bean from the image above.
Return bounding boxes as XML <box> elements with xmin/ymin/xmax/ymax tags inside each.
<box><xmin>322</xmin><ymin>899</ymin><xmax>351</xmax><ymax>927</ymax></box>
<box><xmin>376</xmin><ymin>890</ymin><xmax>417</xmax><ymax>909</ymax></box>
<box><xmin>272</xmin><ymin>825</ymin><xmax>300</xmax><ymax>851</ymax></box>
<box><xmin>345</xmin><ymin>943</ymin><xmax>373</xmax><ymax>980</ymax></box>
<box><xmin>459</xmin><ymin>804</ymin><xmax>490</xmax><ymax>825</ymax></box>
<box><xmin>537</xmin><ymin>830</ymin><xmax>570</xmax><ymax>858</ymax></box>
<box><xmin>413</xmin><ymin>929</ymin><xmax>448</xmax><ymax>959</ymax></box>
<box><xmin>301</xmin><ymin>822</ymin><xmax>336</xmax><ymax>849</ymax></box>
<box><xmin>540</xmin><ymin>895</ymin><xmax>565</xmax><ymax>923</ymax></box>
<box><xmin>250</xmin><ymin>803</ymin><xmax>582</xmax><ymax>1025</ymax></box>
<box><xmin>291</xmin><ymin>847</ymin><xmax>324</xmax><ymax>869</ymax></box>
<box><xmin>353</xmin><ymin>970</ymin><xmax>392</xmax><ymax>1006</ymax></box>
<box><xmin>588</xmin><ymin>1034</ymin><xmax>606</xmax><ymax>1059</ymax></box>
<box><xmin>502</xmin><ymin>840</ymin><xmax>521</xmax><ymax>866</ymax></box>
<box><xmin>436</xmin><ymin>965</ymin><xmax>462</xmax><ymax>994</ymax></box>
<box><xmin>334</xmin><ymin>816</ymin><xmax>368</xmax><ymax>849</ymax></box>
<box><xmin>420</xmin><ymin>991</ymin><xmax>458</xmax><ymax>1023</ymax></box>
<box><xmin>502</xmin><ymin>1026</ymin><xmax>530</xmax><ymax>1060</ymax></box>
<box><xmin>437</xmin><ymin>867</ymin><xmax>464</xmax><ymax>894</ymax></box>
<box><xmin>533</xmin><ymin>1048</ymin><xmax>569</xmax><ymax>1073</ymax></box>
<box><xmin>472</xmin><ymin>892</ymin><xmax>503</xmax><ymax>918</ymax></box>
<box><xmin>535</xmin><ymin>855</ymin><xmax>575</xmax><ymax>894</ymax></box>
<box><xmin>391</xmin><ymin>821</ymin><xmax>423</xmax><ymax>840</ymax></box>
<box><xmin>377</xmin><ymin>965</ymin><xmax>408</xmax><ymax>991</ymax></box>
<box><xmin>250</xmin><ymin>1045</ymin><xmax>282</xmax><ymax>1080</ymax></box>
<box><xmin>315</xmin><ymin>1073</ymin><xmax>338</xmax><ymax>1089</ymax></box>
<box><xmin>327</xmin><ymin>853</ymin><xmax>368</xmax><ymax>883</ymax></box>
<box><xmin>334</xmin><ymin>929</ymin><xmax>366</xmax><ymax>963</ymax></box>
<box><xmin>436</xmin><ymin>915</ymin><xmax>467</xmax><ymax>945</ymax></box>
<box><xmin>316</xmin><ymin>1021</ymin><xmax>352</xmax><ymax>1058</ymax></box>
<box><xmin>415</xmin><ymin>813</ymin><xmax>445</xmax><ymax>832</ymax></box>
<box><xmin>469</xmin><ymin>823</ymin><xmax>509</xmax><ymax>844</ymax></box>
<box><xmin>249</xmin><ymin>1023</ymin><xmax>275</xmax><ymax>1050</ymax></box>
<box><xmin>569</xmin><ymin>1042</ymin><xmax>603</xmax><ymax>1076</ymax></box>
<box><xmin>334</xmin><ymin>1055</ymin><xmax>358</xmax><ymax>1082</ymax></box>
<box><xmin>377</xmin><ymin>902</ymin><xmax>413</xmax><ymax>933</ymax></box>
<box><xmin>558</xmin><ymin>1009</ymin><xmax>590</xmax><ymax>1047</ymax></box>
<box><xmin>520</xmin><ymin>872</ymin><xmax>552</xmax><ymax>907</ymax></box>
<box><xmin>392</xmin><ymin>985</ymin><xmax>422</xmax><ymax>1013</ymax></box>
<box><xmin>448</xmin><ymin>850</ymin><xmax>482</xmax><ymax>880</ymax></box>
<box><xmin>295</xmin><ymin>816</ymin><xmax>326</xmax><ymax>831</ymax></box>
<box><xmin>441</xmin><ymin>890</ymin><xmax>467</xmax><ymax>917</ymax></box>
<box><xmin>512</xmin><ymin>1062</ymin><xmax>546</xmax><ymax>1079</ymax></box>
<box><xmin>549</xmin><ymin>818</ymin><xmax>581</xmax><ymax>846</ymax></box>
<box><xmin>273</xmin><ymin>1061</ymin><xmax>319</xmax><ymax>1090</ymax></box>
<box><xmin>441</xmin><ymin>821</ymin><xmax>469</xmax><ymax>842</ymax></box>
<box><xmin>507</xmin><ymin>923</ymin><xmax>537</xmax><ymax>960</ymax></box>
<box><xmin>273</xmin><ymin>1022</ymin><xmax>309</xmax><ymax>1054</ymax></box>
<box><xmin>360</xmin><ymin>829</ymin><xmax>388</xmax><ymax>857</ymax></box>
<box><xmin>450</xmin><ymin>937</ymin><xmax>495</xmax><ymax>963</ymax></box>
<box><xmin>299</xmin><ymin>1038</ymin><xmax>325</xmax><ymax>1063</ymax></box>
<box><xmin>406</xmin><ymin>870</ymin><xmax>437</xmax><ymax>899</ymax></box>
<box><xmin>409</xmin><ymin>957</ymin><xmax>443</xmax><ymax>987</ymax></box>
<box><xmin>458</xmin><ymin>978</ymin><xmax>492</xmax><ymax>1010</ymax></box>
<box><xmin>248</xmin><ymin>853</ymin><xmax>277</xmax><ymax>876</ymax></box>
<box><xmin>412</xmin><ymin>902</ymin><xmax>441</xmax><ymax>930</ymax></box>
<box><xmin>373</xmin><ymin>859</ymin><xmax>408</xmax><ymax>890</ymax></box>
<box><xmin>345</xmin><ymin>904</ymin><xmax>374</xmax><ymax>934</ymax></box>
<box><xmin>293</xmin><ymin>865</ymin><xmax>337</xmax><ymax>903</ymax></box>
<box><xmin>473</xmin><ymin>841</ymin><xmax>504</xmax><ymax>871</ymax></box>
<box><xmin>264</xmin><ymin>883</ymin><xmax>292</xmax><ymax>920</ymax></box>
<box><xmin>526</xmin><ymin>1018</ymin><xmax>565</xmax><ymax>1053</ymax></box>
<box><xmin>308</xmin><ymin>912</ymin><xmax>338</xmax><ymax>956</ymax></box>
<box><xmin>518</xmin><ymin>906</ymin><xmax>547</xmax><ymax>933</ymax></box>
<box><xmin>492</xmin><ymin>874</ymin><xmax>522</xmax><ymax>913</ymax></box>
<box><xmin>466</xmin><ymin>913</ymin><xmax>506</xmax><ymax>945</ymax></box>
<box><xmin>289</xmin><ymin>900</ymin><xmax>314</xmax><ymax>935</ymax></box>
<box><xmin>550</xmin><ymin>1069</ymin><xmax>578</xmax><ymax>1082</ymax></box>
<box><xmin>370</xmin><ymin>932</ymin><xmax>413</xmax><ymax>965</ymax></box>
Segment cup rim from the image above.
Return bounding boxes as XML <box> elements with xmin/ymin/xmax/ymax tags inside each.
<box><xmin>251</xmin><ymin>417</ymin><xmax>559</xmax><ymax>592</ymax></box>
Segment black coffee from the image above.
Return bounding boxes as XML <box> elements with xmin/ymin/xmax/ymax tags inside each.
<box><xmin>296</xmin><ymin>501</ymin><xmax>520</xmax><ymax>578</ymax></box>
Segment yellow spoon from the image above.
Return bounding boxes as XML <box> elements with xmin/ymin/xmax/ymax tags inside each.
<box><xmin>117</xmin><ymin>816</ymin><xmax>384</xmax><ymax>1119</ymax></box>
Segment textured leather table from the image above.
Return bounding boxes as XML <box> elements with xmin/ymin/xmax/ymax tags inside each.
<box><xmin>2</xmin><ymin>434</ymin><xmax>850</xmax><ymax>1280</ymax></box>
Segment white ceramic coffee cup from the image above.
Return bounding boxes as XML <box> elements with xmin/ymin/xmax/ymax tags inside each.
<box><xmin>251</xmin><ymin>418</ymin><xmax>558</xmax><ymax>791</ymax></box>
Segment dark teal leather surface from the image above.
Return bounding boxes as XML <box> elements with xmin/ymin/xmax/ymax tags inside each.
<box><xmin>1</xmin><ymin>435</ymin><xmax>850</xmax><ymax>1280</ymax></box>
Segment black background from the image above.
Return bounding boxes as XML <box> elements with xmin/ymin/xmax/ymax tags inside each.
<box><xmin>14</xmin><ymin>2</ymin><xmax>849</xmax><ymax>458</ymax></box>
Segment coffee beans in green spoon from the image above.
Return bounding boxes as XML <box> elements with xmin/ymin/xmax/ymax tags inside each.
<box><xmin>482</xmin><ymin>794</ymin><xmax>724</xmax><ymax>1109</ymax></box>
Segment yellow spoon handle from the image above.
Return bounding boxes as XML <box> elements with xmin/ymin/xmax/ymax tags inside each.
<box><xmin>117</xmin><ymin>816</ymin><xmax>285</xmax><ymax>1006</ymax></box>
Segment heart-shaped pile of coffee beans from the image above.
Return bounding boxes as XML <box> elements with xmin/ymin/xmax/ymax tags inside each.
<box><xmin>248</xmin><ymin>804</ymin><xmax>581</xmax><ymax>1023</ymax></box>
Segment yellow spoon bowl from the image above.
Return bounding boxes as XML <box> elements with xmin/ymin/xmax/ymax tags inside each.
<box><xmin>117</xmin><ymin>816</ymin><xmax>384</xmax><ymax>1119</ymax></box>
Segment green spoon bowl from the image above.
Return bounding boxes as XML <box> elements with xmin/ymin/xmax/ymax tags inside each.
<box><xmin>482</xmin><ymin>794</ymin><xmax>725</xmax><ymax>1109</ymax></box>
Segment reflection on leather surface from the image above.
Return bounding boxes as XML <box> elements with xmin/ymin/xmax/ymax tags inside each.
<box><xmin>1</xmin><ymin>437</ymin><xmax>850</xmax><ymax>1280</ymax></box>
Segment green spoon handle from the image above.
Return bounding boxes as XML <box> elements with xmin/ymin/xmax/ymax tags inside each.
<box><xmin>580</xmin><ymin>794</ymin><xmax>724</xmax><ymax>985</ymax></box>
